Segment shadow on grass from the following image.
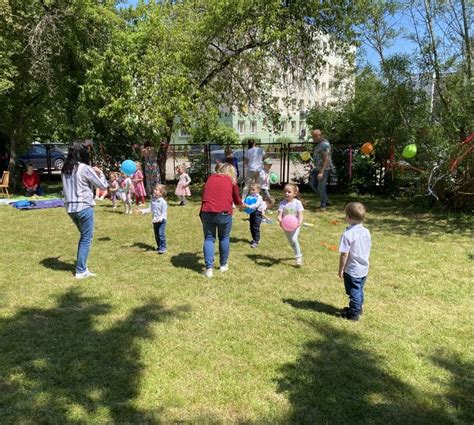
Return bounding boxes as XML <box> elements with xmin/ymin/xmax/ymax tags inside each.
<box><xmin>230</xmin><ymin>236</ymin><xmax>250</xmax><ymax>244</ymax></box>
<box><xmin>130</xmin><ymin>242</ymin><xmax>156</xmax><ymax>252</ymax></box>
<box><xmin>40</xmin><ymin>256</ymin><xmax>75</xmax><ymax>273</ymax></box>
<box><xmin>246</xmin><ymin>254</ymin><xmax>294</xmax><ymax>267</ymax></box>
<box><xmin>170</xmin><ymin>252</ymin><xmax>202</xmax><ymax>272</ymax></box>
<box><xmin>276</xmin><ymin>321</ymin><xmax>456</xmax><ymax>424</ymax></box>
<box><xmin>97</xmin><ymin>236</ymin><xmax>111</xmax><ymax>242</ymax></box>
<box><xmin>283</xmin><ymin>298</ymin><xmax>341</xmax><ymax>317</ymax></box>
<box><xmin>0</xmin><ymin>288</ymin><xmax>189</xmax><ymax>423</ymax></box>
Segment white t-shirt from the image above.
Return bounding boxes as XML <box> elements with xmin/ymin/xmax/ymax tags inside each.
<box><xmin>339</xmin><ymin>223</ymin><xmax>371</xmax><ymax>278</ymax></box>
<box><xmin>278</xmin><ymin>199</ymin><xmax>304</xmax><ymax>217</ymax></box>
<box><xmin>246</xmin><ymin>147</ymin><xmax>265</xmax><ymax>172</ymax></box>
<box><xmin>259</xmin><ymin>169</ymin><xmax>270</xmax><ymax>189</ymax></box>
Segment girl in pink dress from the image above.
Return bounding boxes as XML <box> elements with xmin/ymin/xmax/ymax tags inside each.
<box><xmin>174</xmin><ymin>164</ymin><xmax>191</xmax><ymax>206</ymax></box>
<box><xmin>132</xmin><ymin>162</ymin><xmax>147</xmax><ymax>205</ymax></box>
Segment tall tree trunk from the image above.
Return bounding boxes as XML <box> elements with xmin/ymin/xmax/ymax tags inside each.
<box><xmin>460</xmin><ymin>0</ymin><xmax>472</xmax><ymax>81</ymax></box>
<box><xmin>158</xmin><ymin>116</ymin><xmax>174</xmax><ymax>183</ymax></box>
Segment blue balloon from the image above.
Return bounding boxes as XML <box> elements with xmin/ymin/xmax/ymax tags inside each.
<box><xmin>120</xmin><ymin>160</ymin><xmax>137</xmax><ymax>176</ymax></box>
<box><xmin>244</xmin><ymin>196</ymin><xmax>257</xmax><ymax>214</ymax></box>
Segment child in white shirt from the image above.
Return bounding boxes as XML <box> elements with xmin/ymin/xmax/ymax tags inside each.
<box><xmin>338</xmin><ymin>202</ymin><xmax>371</xmax><ymax>321</ymax></box>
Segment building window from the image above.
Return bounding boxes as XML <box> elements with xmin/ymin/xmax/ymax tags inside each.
<box><xmin>291</xmin><ymin>98</ymin><xmax>297</xmax><ymax>111</ymax></box>
<box><xmin>298</xmin><ymin>99</ymin><xmax>305</xmax><ymax>111</ymax></box>
<box><xmin>238</xmin><ymin>121</ymin><xmax>245</xmax><ymax>134</ymax></box>
<box><xmin>291</xmin><ymin>121</ymin><xmax>297</xmax><ymax>133</ymax></box>
<box><xmin>180</xmin><ymin>127</ymin><xmax>190</xmax><ymax>137</ymax></box>
<box><xmin>250</xmin><ymin>121</ymin><xmax>257</xmax><ymax>134</ymax></box>
<box><xmin>280</xmin><ymin>121</ymin><xmax>286</xmax><ymax>133</ymax></box>
<box><xmin>299</xmin><ymin>121</ymin><xmax>306</xmax><ymax>134</ymax></box>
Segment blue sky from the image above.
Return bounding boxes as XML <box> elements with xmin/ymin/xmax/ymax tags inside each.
<box><xmin>118</xmin><ymin>0</ymin><xmax>415</xmax><ymax>67</ymax></box>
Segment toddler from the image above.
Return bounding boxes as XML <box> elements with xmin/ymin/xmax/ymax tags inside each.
<box><xmin>243</xmin><ymin>183</ymin><xmax>264</xmax><ymax>248</ymax></box>
<box><xmin>132</xmin><ymin>162</ymin><xmax>146</xmax><ymax>205</ymax></box>
<box><xmin>338</xmin><ymin>202</ymin><xmax>371</xmax><ymax>321</ymax></box>
<box><xmin>119</xmin><ymin>172</ymin><xmax>133</xmax><ymax>214</ymax></box>
<box><xmin>151</xmin><ymin>184</ymin><xmax>168</xmax><ymax>254</ymax></box>
<box><xmin>108</xmin><ymin>172</ymin><xmax>120</xmax><ymax>208</ymax></box>
<box><xmin>175</xmin><ymin>164</ymin><xmax>191</xmax><ymax>206</ymax></box>
<box><xmin>277</xmin><ymin>183</ymin><xmax>304</xmax><ymax>266</ymax></box>
<box><xmin>259</xmin><ymin>158</ymin><xmax>273</xmax><ymax>199</ymax></box>
<box><xmin>262</xmin><ymin>196</ymin><xmax>275</xmax><ymax>223</ymax></box>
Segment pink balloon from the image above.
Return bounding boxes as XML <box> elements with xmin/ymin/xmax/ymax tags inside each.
<box><xmin>281</xmin><ymin>215</ymin><xmax>299</xmax><ymax>232</ymax></box>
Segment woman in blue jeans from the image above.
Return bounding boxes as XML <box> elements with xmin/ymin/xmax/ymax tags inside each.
<box><xmin>61</xmin><ymin>140</ymin><xmax>108</xmax><ymax>279</ymax></box>
<box><xmin>200</xmin><ymin>163</ymin><xmax>242</xmax><ymax>278</ymax></box>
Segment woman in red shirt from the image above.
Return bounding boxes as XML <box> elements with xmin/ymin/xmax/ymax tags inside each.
<box><xmin>22</xmin><ymin>164</ymin><xmax>45</xmax><ymax>196</ymax></box>
<box><xmin>200</xmin><ymin>163</ymin><xmax>242</xmax><ymax>278</ymax></box>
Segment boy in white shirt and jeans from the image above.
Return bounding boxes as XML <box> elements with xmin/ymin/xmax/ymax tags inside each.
<box><xmin>338</xmin><ymin>202</ymin><xmax>371</xmax><ymax>321</ymax></box>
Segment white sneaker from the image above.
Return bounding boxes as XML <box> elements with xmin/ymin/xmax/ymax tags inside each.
<box><xmin>220</xmin><ymin>264</ymin><xmax>229</xmax><ymax>272</ymax></box>
<box><xmin>75</xmin><ymin>270</ymin><xmax>96</xmax><ymax>279</ymax></box>
<box><xmin>204</xmin><ymin>268</ymin><xmax>213</xmax><ymax>278</ymax></box>
<box><xmin>295</xmin><ymin>257</ymin><xmax>303</xmax><ymax>267</ymax></box>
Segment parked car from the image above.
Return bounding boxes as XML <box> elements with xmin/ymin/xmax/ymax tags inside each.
<box><xmin>18</xmin><ymin>143</ymin><xmax>67</xmax><ymax>171</ymax></box>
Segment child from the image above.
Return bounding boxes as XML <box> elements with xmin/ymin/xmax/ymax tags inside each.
<box><xmin>243</xmin><ymin>183</ymin><xmax>264</xmax><ymax>248</ymax></box>
<box><xmin>95</xmin><ymin>187</ymin><xmax>107</xmax><ymax>200</ymax></box>
<box><xmin>338</xmin><ymin>202</ymin><xmax>371</xmax><ymax>321</ymax></box>
<box><xmin>262</xmin><ymin>196</ymin><xmax>275</xmax><ymax>223</ymax></box>
<box><xmin>174</xmin><ymin>164</ymin><xmax>191</xmax><ymax>206</ymax></box>
<box><xmin>259</xmin><ymin>158</ymin><xmax>273</xmax><ymax>199</ymax></box>
<box><xmin>132</xmin><ymin>162</ymin><xmax>146</xmax><ymax>205</ymax></box>
<box><xmin>22</xmin><ymin>164</ymin><xmax>44</xmax><ymax>196</ymax></box>
<box><xmin>277</xmin><ymin>183</ymin><xmax>304</xmax><ymax>266</ymax></box>
<box><xmin>108</xmin><ymin>172</ymin><xmax>120</xmax><ymax>208</ymax></box>
<box><xmin>119</xmin><ymin>172</ymin><xmax>133</xmax><ymax>214</ymax></box>
<box><xmin>151</xmin><ymin>184</ymin><xmax>168</xmax><ymax>254</ymax></box>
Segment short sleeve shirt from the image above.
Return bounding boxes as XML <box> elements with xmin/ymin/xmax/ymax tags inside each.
<box><xmin>339</xmin><ymin>223</ymin><xmax>371</xmax><ymax>278</ymax></box>
<box><xmin>312</xmin><ymin>139</ymin><xmax>333</xmax><ymax>171</ymax></box>
<box><xmin>247</xmin><ymin>147</ymin><xmax>265</xmax><ymax>172</ymax></box>
<box><xmin>278</xmin><ymin>199</ymin><xmax>304</xmax><ymax>217</ymax></box>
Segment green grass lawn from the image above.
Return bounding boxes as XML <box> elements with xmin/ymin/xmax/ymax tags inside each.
<box><xmin>0</xmin><ymin>189</ymin><xmax>472</xmax><ymax>424</ymax></box>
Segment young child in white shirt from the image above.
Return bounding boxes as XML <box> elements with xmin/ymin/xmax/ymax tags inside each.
<box><xmin>259</xmin><ymin>158</ymin><xmax>273</xmax><ymax>199</ymax></box>
<box><xmin>151</xmin><ymin>184</ymin><xmax>168</xmax><ymax>254</ymax></box>
<box><xmin>338</xmin><ymin>202</ymin><xmax>372</xmax><ymax>321</ymax></box>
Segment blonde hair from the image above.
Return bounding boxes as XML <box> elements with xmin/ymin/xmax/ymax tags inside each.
<box><xmin>217</xmin><ymin>163</ymin><xmax>237</xmax><ymax>183</ymax></box>
<box><xmin>154</xmin><ymin>184</ymin><xmax>167</xmax><ymax>197</ymax></box>
<box><xmin>135</xmin><ymin>161</ymin><xmax>142</xmax><ymax>171</ymax></box>
<box><xmin>176</xmin><ymin>164</ymin><xmax>187</xmax><ymax>173</ymax></box>
<box><xmin>283</xmin><ymin>183</ymin><xmax>300</xmax><ymax>198</ymax></box>
<box><xmin>109</xmin><ymin>172</ymin><xmax>118</xmax><ymax>179</ymax></box>
<box><xmin>250</xmin><ymin>183</ymin><xmax>261</xmax><ymax>193</ymax></box>
<box><xmin>345</xmin><ymin>202</ymin><xmax>366</xmax><ymax>222</ymax></box>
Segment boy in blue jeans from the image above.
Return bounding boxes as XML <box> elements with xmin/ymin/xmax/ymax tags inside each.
<box><xmin>338</xmin><ymin>202</ymin><xmax>371</xmax><ymax>321</ymax></box>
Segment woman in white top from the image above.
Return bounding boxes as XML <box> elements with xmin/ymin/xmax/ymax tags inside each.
<box><xmin>242</xmin><ymin>139</ymin><xmax>265</xmax><ymax>198</ymax></box>
<box><xmin>61</xmin><ymin>140</ymin><xmax>108</xmax><ymax>279</ymax></box>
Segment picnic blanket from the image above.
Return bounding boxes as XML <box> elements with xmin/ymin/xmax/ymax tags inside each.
<box><xmin>11</xmin><ymin>198</ymin><xmax>64</xmax><ymax>210</ymax></box>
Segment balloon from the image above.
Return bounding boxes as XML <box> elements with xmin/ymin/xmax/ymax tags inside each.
<box><xmin>402</xmin><ymin>144</ymin><xmax>417</xmax><ymax>159</ymax></box>
<box><xmin>361</xmin><ymin>142</ymin><xmax>374</xmax><ymax>155</ymax></box>
<box><xmin>269</xmin><ymin>171</ymin><xmax>279</xmax><ymax>184</ymax></box>
<box><xmin>300</xmin><ymin>151</ymin><xmax>311</xmax><ymax>161</ymax></box>
<box><xmin>120</xmin><ymin>160</ymin><xmax>137</xmax><ymax>176</ymax></box>
<box><xmin>244</xmin><ymin>196</ymin><xmax>257</xmax><ymax>214</ymax></box>
<box><xmin>281</xmin><ymin>215</ymin><xmax>299</xmax><ymax>232</ymax></box>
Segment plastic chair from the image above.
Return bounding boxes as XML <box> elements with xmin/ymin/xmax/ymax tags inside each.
<box><xmin>0</xmin><ymin>171</ymin><xmax>10</xmax><ymax>198</ymax></box>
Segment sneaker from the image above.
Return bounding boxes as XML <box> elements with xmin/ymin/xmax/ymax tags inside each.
<box><xmin>204</xmin><ymin>268</ymin><xmax>213</xmax><ymax>278</ymax></box>
<box><xmin>295</xmin><ymin>257</ymin><xmax>303</xmax><ymax>267</ymax></box>
<box><xmin>341</xmin><ymin>306</ymin><xmax>363</xmax><ymax>315</ymax></box>
<box><xmin>75</xmin><ymin>270</ymin><xmax>96</xmax><ymax>280</ymax></box>
<box><xmin>316</xmin><ymin>207</ymin><xmax>327</xmax><ymax>212</ymax></box>
<box><xmin>220</xmin><ymin>264</ymin><xmax>229</xmax><ymax>273</ymax></box>
<box><xmin>157</xmin><ymin>250</ymin><xmax>167</xmax><ymax>255</ymax></box>
<box><xmin>342</xmin><ymin>311</ymin><xmax>360</xmax><ymax>321</ymax></box>
<box><xmin>250</xmin><ymin>242</ymin><xmax>258</xmax><ymax>248</ymax></box>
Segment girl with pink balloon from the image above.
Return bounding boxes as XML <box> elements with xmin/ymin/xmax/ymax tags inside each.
<box><xmin>277</xmin><ymin>183</ymin><xmax>304</xmax><ymax>267</ymax></box>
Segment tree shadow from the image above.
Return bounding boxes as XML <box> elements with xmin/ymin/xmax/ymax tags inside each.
<box><xmin>40</xmin><ymin>256</ymin><xmax>75</xmax><ymax>273</ymax></box>
<box><xmin>430</xmin><ymin>351</ymin><xmax>474</xmax><ymax>424</ymax></box>
<box><xmin>170</xmin><ymin>252</ymin><xmax>202</xmax><ymax>272</ymax></box>
<box><xmin>283</xmin><ymin>298</ymin><xmax>342</xmax><ymax>317</ymax></box>
<box><xmin>246</xmin><ymin>254</ymin><xmax>293</xmax><ymax>267</ymax></box>
<box><xmin>276</xmin><ymin>321</ymin><xmax>455</xmax><ymax>424</ymax></box>
<box><xmin>130</xmin><ymin>242</ymin><xmax>156</xmax><ymax>251</ymax></box>
<box><xmin>0</xmin><ymin>288</ymin><xmax>189</xmax><ymax>423</ymax></box>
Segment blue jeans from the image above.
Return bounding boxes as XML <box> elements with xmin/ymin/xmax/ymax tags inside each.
<box><xmin>249</xmin><ymin>210</ymin><xmax>262</xmax><ymax>243</ymax></box>
<box><xmin>201</xmin><ymin>212</ymin><xmax>233</xmax><ymax>269</ymax></box>
<box><xmin>153</xmin><ymin>220</ymin><xmax>167</xmax><ymax>251</ymax></box>
<box><xmin>68</xmin><ymin>207</ymin><xmax>94</xmax><ymax>274</ymax></box>
<box><xmin>343</xmin><ymin>273</ymin><xmax>367</xmax><ymax>315</ymax></box>
<box><xmin>310</xmin><ymin>168</ymin><xmax>329</xmax><ymax>208</ymax></box>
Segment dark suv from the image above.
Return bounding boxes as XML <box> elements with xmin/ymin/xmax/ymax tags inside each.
<box><xmin>18</xmin><ymin>143</ymin><xmax>68</xmax><ymax>171</ymax></box>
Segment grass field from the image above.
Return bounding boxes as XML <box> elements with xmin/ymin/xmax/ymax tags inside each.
<box><xmin>0</xmin><ymin>189</ymin><xmax>472</xmax><ymax>424</ymax></box>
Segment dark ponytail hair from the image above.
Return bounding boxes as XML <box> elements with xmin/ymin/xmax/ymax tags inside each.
<box><xmin>62</xmin><ymin>140</ymin><xmax>91</xmax><ymax>175</ymax></box>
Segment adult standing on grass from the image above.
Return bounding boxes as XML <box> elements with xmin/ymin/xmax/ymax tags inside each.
<box><xmin>200</xmin><ymin>163</ymin><xmax>242</xmax><ymax>278</ymax></box>
<box><xmin>61</xmin><ymin>140</ymin><xmax>108</xmax><ymax>279</ymax></box>
<box><xmin>310</xmin><ymin>129</ymin><xmax>333</xmax><ymax>211</ymax></box>
<box><xmin>141</xmin><ymin>141</ymin><xmax>160</xmax><ymax>196</ymax></box>
<box><xmin>242</xmin><ymin>139</ymin><xmax>265</xmax><ymax>198</ymax></box>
